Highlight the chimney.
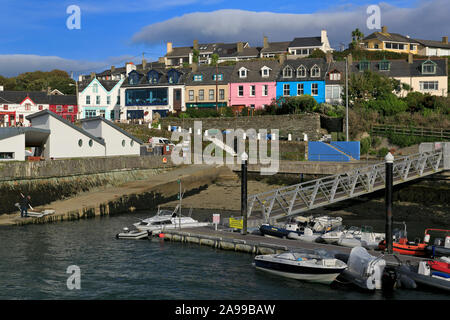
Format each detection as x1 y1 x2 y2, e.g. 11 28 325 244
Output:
408 53 413 64
237 42 244 53
381 26 387 34
193 39 199 51
326 51 333 64
158 57 165 63
278 53 286 65
263 36 269 49
191 62 198 72
443 36 448 44
90 72 96 80
142 58 147 70
321 30 327 43
126 62 136 75
111 65 115 73
167 42 173 54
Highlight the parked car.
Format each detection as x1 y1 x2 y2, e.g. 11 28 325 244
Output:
149 137 175 148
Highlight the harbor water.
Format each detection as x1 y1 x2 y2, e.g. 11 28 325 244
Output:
0 210 448 300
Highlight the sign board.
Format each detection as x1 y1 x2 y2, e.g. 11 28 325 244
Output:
229 217 243 229
213 214 220 224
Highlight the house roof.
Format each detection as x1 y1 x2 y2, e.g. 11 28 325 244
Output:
289 37 322 48
78 79 122 92
80 116 144 145
26 110 106 146
414 39 450 49
363 32 419 44
48 95 77 105
260 41 291 54
121 67 191 87
185 65 234 85
277 58 330 81
0 91 49 104
230 60 282 82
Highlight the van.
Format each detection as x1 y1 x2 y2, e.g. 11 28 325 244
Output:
149 137 175 148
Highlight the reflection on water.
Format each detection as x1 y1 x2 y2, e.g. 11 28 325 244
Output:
0 210 448 300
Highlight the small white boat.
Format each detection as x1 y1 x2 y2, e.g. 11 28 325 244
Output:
133 205 209 232
337 226 385 250
320 226 347 244
287 227 322 243
254 250 347 284
311 216 343 233
116 227 150 240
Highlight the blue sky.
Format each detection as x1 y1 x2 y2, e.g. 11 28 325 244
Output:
0 0 448 77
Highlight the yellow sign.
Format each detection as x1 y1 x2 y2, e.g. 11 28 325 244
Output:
229 217 243 229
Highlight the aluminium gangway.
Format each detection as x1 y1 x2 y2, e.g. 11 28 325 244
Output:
247 150 445 223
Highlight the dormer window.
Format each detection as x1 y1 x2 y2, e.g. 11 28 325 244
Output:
193 74 203 81
379 60 390 71
328 71 341 80
167 69 181 84
239 67 248 78
421 60 436 74
311 65 320 77
297 65 306 78
283 66 293 78
261 66 271 77
147 70 160 84
213 74 223 81
129 71 140 85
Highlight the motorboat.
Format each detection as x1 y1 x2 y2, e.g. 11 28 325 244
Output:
320 226 346 244
337 226 385 250
116 227 150 240
287 227 322 243
378 222 427 256
423 228 450 258
311 216 343 233
133 205 210 233
253 249 347 284
337 246 388 291
395 258 450 292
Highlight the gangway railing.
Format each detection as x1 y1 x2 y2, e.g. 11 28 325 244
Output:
247 151 444 223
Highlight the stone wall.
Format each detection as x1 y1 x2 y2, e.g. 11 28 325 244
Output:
160 113 322 140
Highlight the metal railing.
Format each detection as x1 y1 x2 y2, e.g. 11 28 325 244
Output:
372 124 450 140
247 150 444 222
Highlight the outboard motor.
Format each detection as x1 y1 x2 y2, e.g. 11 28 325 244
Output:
381 266 398 292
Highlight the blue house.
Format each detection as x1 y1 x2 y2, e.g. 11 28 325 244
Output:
276 58 327 104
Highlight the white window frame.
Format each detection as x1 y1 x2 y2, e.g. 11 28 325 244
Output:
250 85 255 97
283 66 293 78
297 66 306 78
188 90 194 101
239 67 247 78
311 65 320 78
297 83 304 96
311 83 319 96
262 85 268 96
238 85 244 97
283 84 290 96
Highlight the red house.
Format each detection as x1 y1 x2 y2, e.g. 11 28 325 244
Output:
48 95 78 122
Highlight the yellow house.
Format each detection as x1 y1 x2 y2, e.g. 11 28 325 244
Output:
363 26 419 55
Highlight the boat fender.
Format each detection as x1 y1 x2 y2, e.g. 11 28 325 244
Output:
432 271 450 279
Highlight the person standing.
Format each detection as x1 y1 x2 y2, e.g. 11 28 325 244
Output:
20 193 32 218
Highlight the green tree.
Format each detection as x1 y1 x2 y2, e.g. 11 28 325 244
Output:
210 53 219 65
351 28 364 47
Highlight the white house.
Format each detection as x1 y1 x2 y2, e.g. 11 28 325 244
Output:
78 77 124 121
81 117 143 156
415 37 450 57
287 30 333 58
0 91 49 127
26 110 106 159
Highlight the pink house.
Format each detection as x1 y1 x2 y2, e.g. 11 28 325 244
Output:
228 60 281 110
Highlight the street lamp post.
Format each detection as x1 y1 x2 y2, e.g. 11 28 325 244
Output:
345 56 349 142
385 152 394 254
241 152 248 235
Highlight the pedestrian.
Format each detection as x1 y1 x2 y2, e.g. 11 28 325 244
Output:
20 193 32 218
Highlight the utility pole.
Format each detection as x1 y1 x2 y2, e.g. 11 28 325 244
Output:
215 63 219 112
385 152 394 254
241 152 248 235
345 56 349 141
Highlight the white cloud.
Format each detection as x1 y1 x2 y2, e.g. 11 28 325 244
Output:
131 0 450 49
0 54 138 78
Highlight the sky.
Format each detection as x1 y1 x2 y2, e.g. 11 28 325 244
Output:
0 0 448 78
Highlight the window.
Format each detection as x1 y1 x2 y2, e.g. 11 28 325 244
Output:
239 68 247 78
385 42 392 49
213 74 223 81
99 110 105 118
359 61 370 71
250 85 255 96
0 152 14 159
311 65 320 77
283 66 292 78
326 85 341 101
262 85 268 96
122 139 125 147
421 60 436 74
374 44 379 49
25 103 31 111
167 70 180 84
189 90 194 101
329 72 341 80
209 89 215 100
38 105 43 110
238 86 244 97
199 89 204 101
193 75 202 81
117 95 120 104
297 66 306 78
420 81 438 91
283 84 290 96
85 109 96 117
110 110 115 119
107 96 111 105
96 96 100 104
89 139 93 147
93 83 98 93
78 139 83 147
129 73 140 85
410 44 416 51
301 49 309 55
311 83 318 96
56 105 62 112
398 44 405 50
261 68 270 77
125 88 168 106
147 70 160 84
379 60 390 71
130 140 134 147
3 105 7 110
219 89 225 100
297 83 304 96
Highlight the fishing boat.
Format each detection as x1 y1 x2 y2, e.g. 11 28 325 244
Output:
133 205 210 232
253 249 347 284
423 228 450 258
378 222 427 256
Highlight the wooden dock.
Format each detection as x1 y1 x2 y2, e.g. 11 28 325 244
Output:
158 226 426 266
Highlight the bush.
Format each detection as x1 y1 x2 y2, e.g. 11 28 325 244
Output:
377 147 390 158
276 95 319 114
360 136 371 154
364 93 407 116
